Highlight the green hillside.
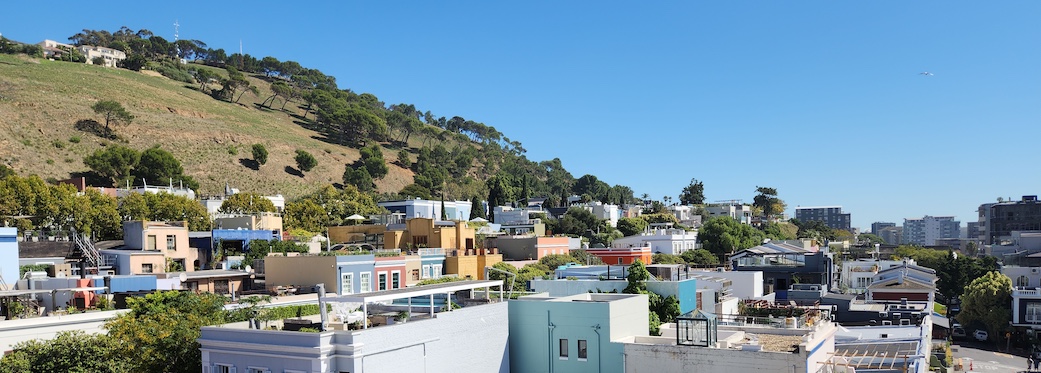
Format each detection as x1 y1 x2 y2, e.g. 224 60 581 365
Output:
0 53 413 199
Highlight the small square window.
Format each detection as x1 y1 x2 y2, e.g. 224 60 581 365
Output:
559 338 568 359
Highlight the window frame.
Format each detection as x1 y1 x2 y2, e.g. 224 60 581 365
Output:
378 272 388 291
360 272 372 293
578 339 588 360
341 272 353 295
559 338 568 359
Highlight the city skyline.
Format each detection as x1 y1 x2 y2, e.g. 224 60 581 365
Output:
3 1 1039 229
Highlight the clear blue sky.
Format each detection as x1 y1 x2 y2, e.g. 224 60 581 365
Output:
4 1 1040 231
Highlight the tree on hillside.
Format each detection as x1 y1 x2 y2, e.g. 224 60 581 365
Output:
486 174 514 223
219 193 277 214
359 144 388 180
295 150 317 173
956 271 1012 341
251 144 268 166
342 166 373 193
753 186 785 219
399 183 432 200
617 217 649 237
132 147 198 190
698 216 765 257
91 100 134 134
762 221 799 241
397 148 411 168
83 145 140 186
679 178 705 205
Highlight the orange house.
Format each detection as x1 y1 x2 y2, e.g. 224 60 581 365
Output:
585 246 652 266
383 218 476 251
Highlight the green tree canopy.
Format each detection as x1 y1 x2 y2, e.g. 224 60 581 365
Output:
251 144 268 165
623 259 650 294
83 145 140 187
0 331 134 373
105 291 228 373
359 144 388 180
91 100 134 133
219 192 277 214
681 249 720 266
342 166 374 193
956 271 1012 341
679 178 705 205
283 199 328 233
295 149 317 173
617 217 649 237
292 184 382 227
698 216 765 257
752 186 785 219
132 146 198 190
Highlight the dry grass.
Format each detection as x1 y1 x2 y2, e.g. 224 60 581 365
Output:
0 54 414 199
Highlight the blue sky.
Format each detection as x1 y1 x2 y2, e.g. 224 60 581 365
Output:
3 1 1040 231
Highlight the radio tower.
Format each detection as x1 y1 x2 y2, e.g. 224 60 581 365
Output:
173 20 181 62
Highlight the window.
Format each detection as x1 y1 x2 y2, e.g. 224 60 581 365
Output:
578 339 588 360
245 368 267 373
392 272 400 289
214 280 230 294
422 265 431 279
360 272 371 293
411 269 420 281
1018 276 1031 288
618 258 623 265
147 235 157 251
185 281 198 291
559 338 568 359
413 235 428 246
433 264 442 278
141 263 153 273
341 273 353 295
213 365 232 373
378 273 387 291
1027 303 1041 323
167 235 176 251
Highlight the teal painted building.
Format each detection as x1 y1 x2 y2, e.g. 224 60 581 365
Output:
508 293 648 373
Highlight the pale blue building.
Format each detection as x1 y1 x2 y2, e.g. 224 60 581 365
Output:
508 293 649 373
0 228 18 288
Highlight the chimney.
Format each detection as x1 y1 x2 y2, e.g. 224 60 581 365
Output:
316 283 328 331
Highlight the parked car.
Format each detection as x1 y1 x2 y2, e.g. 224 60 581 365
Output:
952 323 966 339
973 329 988 342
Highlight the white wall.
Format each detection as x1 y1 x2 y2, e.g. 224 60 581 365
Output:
624 343 807 373
692 270 763 299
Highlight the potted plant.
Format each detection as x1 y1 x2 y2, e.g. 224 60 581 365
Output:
396 310 410 323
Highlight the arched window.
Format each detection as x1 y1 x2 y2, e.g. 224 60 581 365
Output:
1018 275 1030 288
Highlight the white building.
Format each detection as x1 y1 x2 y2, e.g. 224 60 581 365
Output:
841 259 917 295
77 45 126 67
200 280 508 373
379 199 472 221
705 203 753 225
623 316 839 373
201 187 286 215
690 270 764 300
611 227 698 255
589 202 619 228
666 205 702 227
903 216 960 246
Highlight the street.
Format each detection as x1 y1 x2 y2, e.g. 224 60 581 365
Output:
953 340 1029 373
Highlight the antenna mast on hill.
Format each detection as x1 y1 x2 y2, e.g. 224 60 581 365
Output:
173 20 181 60
239 39 244 69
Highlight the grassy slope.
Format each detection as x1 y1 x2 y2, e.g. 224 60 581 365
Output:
0 54 413 199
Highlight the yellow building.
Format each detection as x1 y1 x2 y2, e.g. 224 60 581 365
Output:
384 218 477 251
329 224 387 244
444 248 503 280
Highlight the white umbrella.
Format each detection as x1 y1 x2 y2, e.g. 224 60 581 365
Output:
469 217 488 223
345 214 366 220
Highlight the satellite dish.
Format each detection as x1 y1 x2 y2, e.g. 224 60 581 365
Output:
245 265 253 273
178 272 188 282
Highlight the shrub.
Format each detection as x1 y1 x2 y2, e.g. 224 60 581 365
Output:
68 136 81 143
91 56 106 66
52 140 65 149
251 144 268 165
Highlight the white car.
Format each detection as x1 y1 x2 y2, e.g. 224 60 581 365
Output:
973 330 988 342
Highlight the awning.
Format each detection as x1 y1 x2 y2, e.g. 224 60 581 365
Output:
932 315 950 329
